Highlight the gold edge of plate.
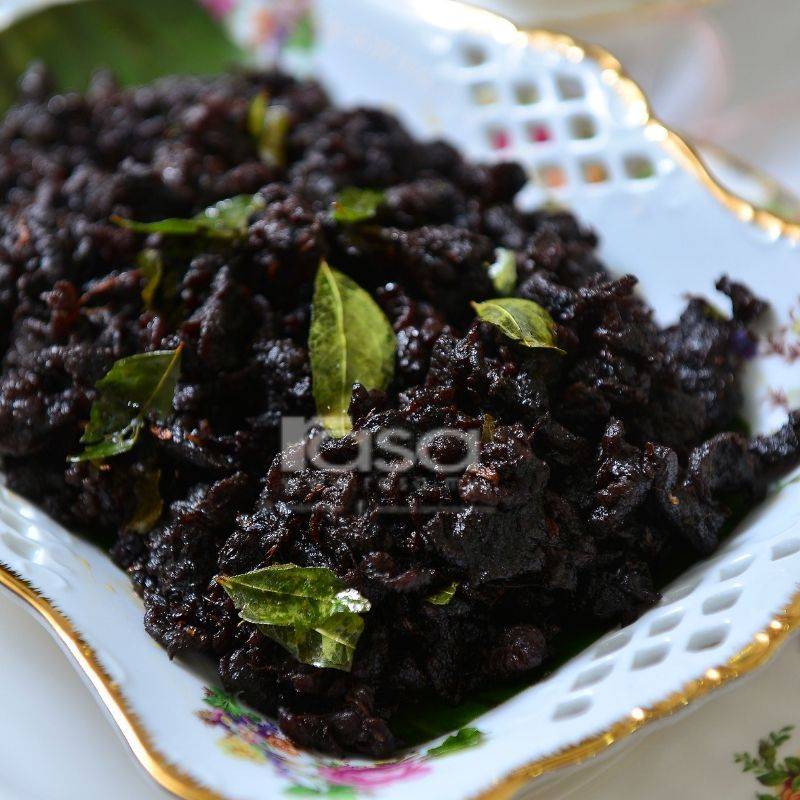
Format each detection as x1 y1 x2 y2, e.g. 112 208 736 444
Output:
534 0 724 33
0 562 224 800
526 28 800 240
471 588 800 800
471 20 800 800
1 11 800 800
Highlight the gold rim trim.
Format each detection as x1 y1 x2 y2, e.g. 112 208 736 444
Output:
1 11 800 800
524 28 800 241
473 589 800 800
524 0 723 31
0 563 224 800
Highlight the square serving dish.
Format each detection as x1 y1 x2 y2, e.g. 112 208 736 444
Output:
1 1 800 798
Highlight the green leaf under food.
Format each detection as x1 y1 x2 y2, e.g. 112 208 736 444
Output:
0 0 244 114
309 261 396 437
248 91 290 167
331 187 386 224
217 564 371 672
69 346 183 462
426 727 484 758
391 626 604 746
471 297 564 352
125 467 163 534
427 582 457 605
114 194 265 239
488 247 517 295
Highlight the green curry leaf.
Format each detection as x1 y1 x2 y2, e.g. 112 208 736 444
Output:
257 614 366 673
217 564 371 672
113 194 265 239
309 261 396 438
331 187 386 224
471 298 564 352
487 248 517 295
138 248 163 310
427 582 458 606
248 91 291 167
69 346 183 462
125 467 163 534
480 413 496 444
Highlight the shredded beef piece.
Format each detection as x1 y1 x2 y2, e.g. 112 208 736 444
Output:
1 64 799 757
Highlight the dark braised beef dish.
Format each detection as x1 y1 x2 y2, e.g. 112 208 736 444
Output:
1 65 799 758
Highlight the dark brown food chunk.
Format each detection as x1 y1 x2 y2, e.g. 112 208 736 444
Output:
1 64 798 757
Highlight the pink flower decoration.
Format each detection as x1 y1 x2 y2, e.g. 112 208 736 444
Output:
200 0 236 20
320 760 430 789
197 708 226 724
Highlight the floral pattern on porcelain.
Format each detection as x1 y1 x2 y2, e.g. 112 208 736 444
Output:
197 688 483 796
201 0 314 69
735 726 800 799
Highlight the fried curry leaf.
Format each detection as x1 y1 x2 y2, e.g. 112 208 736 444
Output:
69 347 183 462
426 727 484 758
471 298 564 352
427 582 458 605
217 564 371 672
331 187 386 224
488 247 517 295
248 91 291 167
113 194 266 239
125 467 163 534
138 248 163 310
309 261 396 437
480 412 496 444
257 613 366 672
137 248 184 322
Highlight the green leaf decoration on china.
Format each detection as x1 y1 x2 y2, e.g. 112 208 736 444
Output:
735 725 800 798
203 687 260 723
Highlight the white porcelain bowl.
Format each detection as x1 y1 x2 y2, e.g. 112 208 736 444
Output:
2 2 800 799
